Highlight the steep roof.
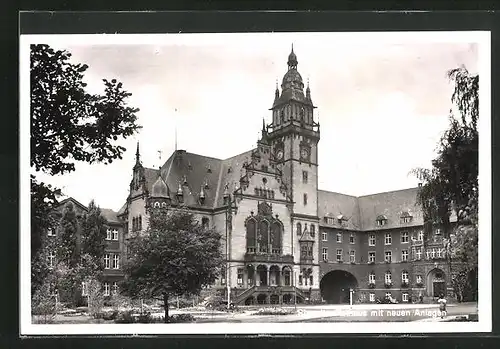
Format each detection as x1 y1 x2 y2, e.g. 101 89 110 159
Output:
357 187 423 230
318 190 361 230
100 208 120 224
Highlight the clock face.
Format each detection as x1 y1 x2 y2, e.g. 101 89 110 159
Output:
276 149 284 160
300 148 309 160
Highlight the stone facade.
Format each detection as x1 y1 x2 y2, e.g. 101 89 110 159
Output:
49 47 458 305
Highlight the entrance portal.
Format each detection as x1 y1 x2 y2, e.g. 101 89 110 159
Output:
427 268 446 298
320 270 358 304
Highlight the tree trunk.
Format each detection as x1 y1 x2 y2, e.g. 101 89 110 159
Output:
163 293 169 323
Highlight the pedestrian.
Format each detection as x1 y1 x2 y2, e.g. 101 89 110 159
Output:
419 293 423 304
438 294 447 319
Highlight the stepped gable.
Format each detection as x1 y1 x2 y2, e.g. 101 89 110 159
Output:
318 190 361 230
215 149 254 208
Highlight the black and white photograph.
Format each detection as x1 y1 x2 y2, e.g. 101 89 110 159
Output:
20 31 491 335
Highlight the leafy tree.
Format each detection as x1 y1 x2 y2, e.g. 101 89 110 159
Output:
30 44 141 261
80 201 108 275
57 202 80 269
121 210 224 322
411 66 478 301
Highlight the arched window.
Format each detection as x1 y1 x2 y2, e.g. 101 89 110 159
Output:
161 202 167 208
259 220 269 253
154 202 160 208
246 218 257 253
310 224 315 238
270 221 282 254
296 222 302 236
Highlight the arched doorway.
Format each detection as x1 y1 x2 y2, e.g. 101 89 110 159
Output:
270 294 279 304
282 294 292 304
257 294 267 304
427 268 446 298
320 270 358 304
269 265 280 286
257 265 268 286
245 296 255 305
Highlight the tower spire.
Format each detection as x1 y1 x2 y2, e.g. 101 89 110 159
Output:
135 141 141 166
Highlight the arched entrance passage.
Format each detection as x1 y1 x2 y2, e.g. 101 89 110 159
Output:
257 265 268 286
427 268 446 298
320 270 358 304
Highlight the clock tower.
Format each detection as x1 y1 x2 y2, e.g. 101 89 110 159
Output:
266 45 320 295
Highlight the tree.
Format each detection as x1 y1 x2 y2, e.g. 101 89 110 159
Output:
30 44 141 260
411 66 478 301
57 202 80 269
80 201 108 275
121 210 224 322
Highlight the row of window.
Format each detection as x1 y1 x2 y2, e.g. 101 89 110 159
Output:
322 231 430 245
153 201 168 208
321 247 446 263
81 281 119 297
368 292 411 302
369 270 414 285
132 215 143 232
296 222 316 237
47 252 122 270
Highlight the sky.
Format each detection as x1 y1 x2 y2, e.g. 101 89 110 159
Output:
29 33 479 211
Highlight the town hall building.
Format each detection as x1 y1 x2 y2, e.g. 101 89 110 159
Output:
53 47 457 305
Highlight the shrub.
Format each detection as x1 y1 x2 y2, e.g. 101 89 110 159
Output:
114 310 136 324
169 314 196 323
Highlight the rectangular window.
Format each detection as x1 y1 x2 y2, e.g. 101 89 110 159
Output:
418 231 424 241
112 282 119 295
336 233 342 243
299 275 303 286
112 229 119 241
416 275 423 284
349 234 355 244
402 272 409 283
302 170 308 184
385 274 392 284
237 268 243 285
385 233 392 245
435 228 442 235
322 248 328 261
369 234 376 246
385 251 392 263
368 251 376 263
401 231 409 243
322 232 327 242
112 254 120 269
336 249 343 262
385 292 392 299
369 293 375 302
104 254 110 269
103 282 110 296
47 228 56 237
48 251 56 268
430 248 436 259
437 248 442 258
369 273 376 284
349 250 355 263
415 247 422 260
402 293 409 302
106 229 112 240
303 193 308 206
402 250 408 261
